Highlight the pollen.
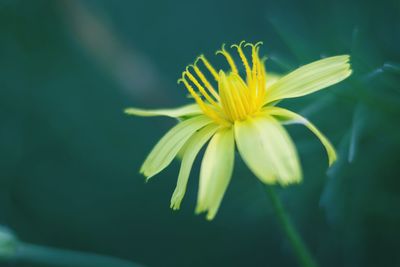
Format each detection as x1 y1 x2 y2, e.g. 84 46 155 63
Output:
178 41 267 125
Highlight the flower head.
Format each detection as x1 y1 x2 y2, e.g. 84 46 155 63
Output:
126 41 352 220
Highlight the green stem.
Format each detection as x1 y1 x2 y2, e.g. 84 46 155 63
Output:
264 185 318 267
13 242 143 267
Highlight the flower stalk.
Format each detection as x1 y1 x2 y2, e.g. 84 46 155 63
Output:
264 185 318 267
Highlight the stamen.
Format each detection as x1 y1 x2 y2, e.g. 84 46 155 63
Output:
216 44 238 74
255 47 263 79
256 60 267 107
226 74 247 119
196 55 219 81
231 41 252 83
254 46 266 106
254 41 263 47
218 71 238 120
177 76 205 107
217 88 233 121
184 67 220 108
242 43 258 103
191 63 220 101
178 76 228 126
248 43 259 82
179 42 267 124
229 73 251 114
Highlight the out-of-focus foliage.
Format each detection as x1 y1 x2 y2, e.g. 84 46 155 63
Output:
0 0 399 266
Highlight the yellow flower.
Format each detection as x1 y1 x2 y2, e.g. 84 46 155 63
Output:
126 41 352 220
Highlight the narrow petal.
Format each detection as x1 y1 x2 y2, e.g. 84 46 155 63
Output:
265 55 352 104
263 106 337 166
170 124 220 210
125 104 201 118
234 115 301 185
196 128 235 220
141 115 213 179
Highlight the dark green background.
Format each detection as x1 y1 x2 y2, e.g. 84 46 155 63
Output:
1 0 399 266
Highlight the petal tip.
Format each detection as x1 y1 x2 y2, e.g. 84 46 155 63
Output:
170 193 183 210
206 213 215 221
195 204 206 215
170 202 181 210
124 108 134 115
328 154 338 167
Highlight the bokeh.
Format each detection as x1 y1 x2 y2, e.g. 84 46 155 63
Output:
1 0 399 266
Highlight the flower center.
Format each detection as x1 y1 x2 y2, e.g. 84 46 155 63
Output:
179 41 267 126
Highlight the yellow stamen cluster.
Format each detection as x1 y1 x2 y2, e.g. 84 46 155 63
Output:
178 41 267 125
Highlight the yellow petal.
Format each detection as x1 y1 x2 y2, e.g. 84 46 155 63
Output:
266 73 281 88
265 55 352 104
170 124 220 210
263 106 337 166
141 115 213 179
264 73 282 106
196 128 235 220
124 104 201 118
234 115 301 185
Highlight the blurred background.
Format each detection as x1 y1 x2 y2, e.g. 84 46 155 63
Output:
0 0 399 266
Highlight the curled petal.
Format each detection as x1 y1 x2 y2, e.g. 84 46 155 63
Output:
263 106 337 166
